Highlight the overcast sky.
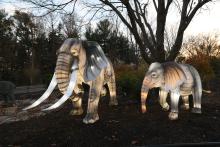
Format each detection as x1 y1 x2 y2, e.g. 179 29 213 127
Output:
1 0 220 37
183 1 220 36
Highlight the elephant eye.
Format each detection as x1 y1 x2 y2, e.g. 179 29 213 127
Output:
71 47 78 51
151 73 157 78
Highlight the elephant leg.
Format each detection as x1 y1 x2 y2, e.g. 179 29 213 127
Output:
83 80 102 124
69 95 83 116
169 91 180 120
107 76 118 106
181 95 189 110
192 89 202 114
159 90 169 111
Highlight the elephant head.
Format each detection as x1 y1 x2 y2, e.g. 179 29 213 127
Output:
23 38 109 111
141 62 186 113
55 39 108 94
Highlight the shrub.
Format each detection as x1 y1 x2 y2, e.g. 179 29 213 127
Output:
210 57 220 90
210 57 220 79
185 52 215 89
115 63 147 100
42 73 54 86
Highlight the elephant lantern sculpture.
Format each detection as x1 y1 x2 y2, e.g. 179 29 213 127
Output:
141 62 202 120
24 38 118 124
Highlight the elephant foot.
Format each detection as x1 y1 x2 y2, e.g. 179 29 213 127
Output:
83 113 99 124
162 103 169 111
69 108 84 116
191 108 201 114
101 87 107 97
141 105 147 113
109 99 118 106
180 104 190 110
168 112 178 120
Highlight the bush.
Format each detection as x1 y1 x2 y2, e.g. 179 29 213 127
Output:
115 63 147 100
210 57 220 79
210 57 220 90
42 73 54 86
185 52 215 89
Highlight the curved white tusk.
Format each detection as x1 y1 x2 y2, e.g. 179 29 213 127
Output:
23 73 57 110
71 59 78 70
43 66 77 111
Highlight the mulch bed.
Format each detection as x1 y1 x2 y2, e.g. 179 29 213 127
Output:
0 92 220 146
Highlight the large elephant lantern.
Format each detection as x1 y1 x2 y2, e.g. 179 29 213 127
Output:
24 38 118 124
141 62 202 120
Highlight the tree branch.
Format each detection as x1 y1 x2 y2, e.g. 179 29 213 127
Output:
136 1 157 46
165 0 173 12
100 0 132 30
124 0 156 60
153 0 158 12
167 0 212 61
100 0 153 63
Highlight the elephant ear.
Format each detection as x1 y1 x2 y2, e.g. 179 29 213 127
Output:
82 41 109 82
162 62 186 91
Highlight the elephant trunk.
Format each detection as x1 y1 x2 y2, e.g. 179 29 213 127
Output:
55 53 74 94
141 77 152 113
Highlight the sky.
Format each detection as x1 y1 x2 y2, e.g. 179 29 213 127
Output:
0 0 220 38
181 1 220 36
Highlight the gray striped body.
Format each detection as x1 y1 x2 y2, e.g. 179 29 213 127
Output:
23 38 117 124
54 38 118 124
141 62 202 120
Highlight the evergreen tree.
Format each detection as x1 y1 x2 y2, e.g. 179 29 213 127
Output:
85 19 137 64
0 9 16 80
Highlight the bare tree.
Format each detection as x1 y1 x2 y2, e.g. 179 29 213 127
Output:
181 33 220 58
23 0 213 63
61 13 79 38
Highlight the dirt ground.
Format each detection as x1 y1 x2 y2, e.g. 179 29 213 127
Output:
0 91 220 147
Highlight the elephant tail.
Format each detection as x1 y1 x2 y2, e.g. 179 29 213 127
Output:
202 89 211 93
106 60 117 106
188 65 202 113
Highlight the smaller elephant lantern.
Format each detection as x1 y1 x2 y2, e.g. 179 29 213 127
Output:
141 62 202 120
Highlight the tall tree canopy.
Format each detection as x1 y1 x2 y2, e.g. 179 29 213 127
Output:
23 0 212 63
61 13 79 38
0 10 15 80
0 10 14 68
85 19 137 64
1 8 137 84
